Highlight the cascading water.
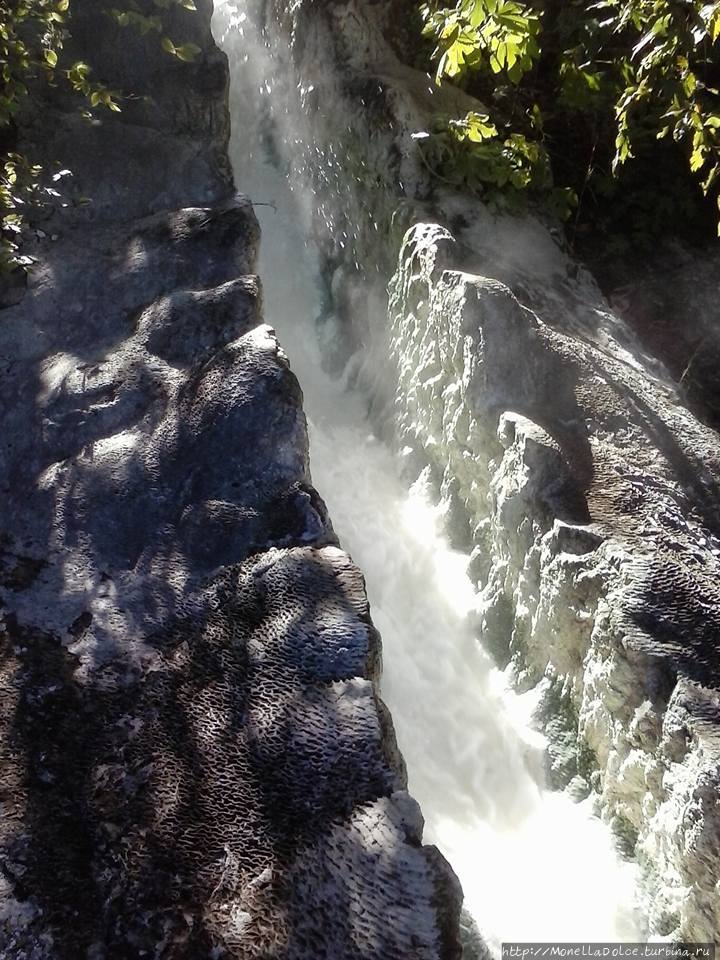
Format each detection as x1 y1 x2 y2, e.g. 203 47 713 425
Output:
212 4 647 953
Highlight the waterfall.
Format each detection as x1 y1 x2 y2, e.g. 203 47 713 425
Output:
212 3 647 953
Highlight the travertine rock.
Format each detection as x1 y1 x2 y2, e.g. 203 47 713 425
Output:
385 224 720 941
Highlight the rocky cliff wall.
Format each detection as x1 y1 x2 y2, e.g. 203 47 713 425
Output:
0 2 462 956
248 0 720 940
387 227 720 941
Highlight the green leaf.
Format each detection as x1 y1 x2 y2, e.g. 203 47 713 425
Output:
702 164 720 194
173 42 202 62
712 8 720 41
44 49 58 68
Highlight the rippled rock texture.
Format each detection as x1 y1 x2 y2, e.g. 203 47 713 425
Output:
387 226 720 941
0 1 461 956
248 0 720 941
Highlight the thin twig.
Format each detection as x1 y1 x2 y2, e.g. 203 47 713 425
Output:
250 200 278 213
680 336 707 386
570 133 598 253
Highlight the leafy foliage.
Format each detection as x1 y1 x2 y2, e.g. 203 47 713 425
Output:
418 0 720 246
417 0 574 216
421 0 541 83
605 2 720 214
109 1 201 61
0 0 201 274
413 109 574 216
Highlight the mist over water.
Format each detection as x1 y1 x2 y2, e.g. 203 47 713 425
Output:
212 4 646 952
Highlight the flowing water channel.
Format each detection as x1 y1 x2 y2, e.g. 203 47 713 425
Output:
212 4 646 952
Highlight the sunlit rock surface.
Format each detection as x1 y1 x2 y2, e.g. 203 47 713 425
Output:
245 0 720 941
0 1 462 956
386 226 720 940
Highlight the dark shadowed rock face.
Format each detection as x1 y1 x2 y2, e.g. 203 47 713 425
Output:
0 1 462 957
21 0 233 225
599 246 720 431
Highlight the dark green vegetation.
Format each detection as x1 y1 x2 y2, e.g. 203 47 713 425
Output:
418 0 720 259
0 0 199 272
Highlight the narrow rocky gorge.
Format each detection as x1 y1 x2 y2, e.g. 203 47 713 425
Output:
3 0 720 951
0 2 462 956
236 0 720 941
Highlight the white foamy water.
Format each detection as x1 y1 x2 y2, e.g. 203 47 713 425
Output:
213 5 646 953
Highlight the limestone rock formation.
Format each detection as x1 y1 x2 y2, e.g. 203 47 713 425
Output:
246 0 720 941
0 1 461 956
387 226 720 940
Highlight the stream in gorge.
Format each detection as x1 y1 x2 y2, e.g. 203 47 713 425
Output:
212 4 648 952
